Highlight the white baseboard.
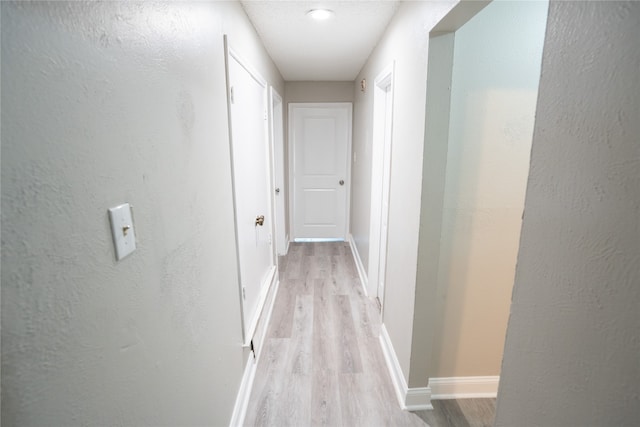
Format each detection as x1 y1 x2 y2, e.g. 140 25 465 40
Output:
405 387 432 411
229 353 257 427
429 376 499 400
379 324 406 408
252 277 280 361
379 324 433 411
230 274 281 426
348 234 368 297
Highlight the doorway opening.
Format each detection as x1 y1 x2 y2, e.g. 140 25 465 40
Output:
420 0 549 399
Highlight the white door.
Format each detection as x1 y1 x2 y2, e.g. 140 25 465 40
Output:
290 103 352 241
226 46 275 342
270 89 287 255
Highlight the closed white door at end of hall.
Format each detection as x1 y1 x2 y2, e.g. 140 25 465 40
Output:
290 103 351 240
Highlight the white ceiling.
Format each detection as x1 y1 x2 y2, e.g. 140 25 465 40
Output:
240 1 400 81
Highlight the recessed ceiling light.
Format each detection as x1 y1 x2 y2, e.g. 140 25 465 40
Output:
306 9 335 21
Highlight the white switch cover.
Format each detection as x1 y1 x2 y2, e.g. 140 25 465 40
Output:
108 203 136 261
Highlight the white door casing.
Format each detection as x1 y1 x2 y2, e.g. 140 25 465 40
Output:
289 103 352 241
225 41 276 344
270 88 287 255
368 63 394 309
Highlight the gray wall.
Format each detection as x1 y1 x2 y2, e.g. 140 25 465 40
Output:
495 1 640 425
1 2 283 425
412 31 455 388
284 81 354 104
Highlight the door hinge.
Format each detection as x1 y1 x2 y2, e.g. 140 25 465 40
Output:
230 86 235 104
264 110 268 121
242 286 246 300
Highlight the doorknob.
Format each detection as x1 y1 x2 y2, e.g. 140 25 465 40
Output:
255 215 265 226
275 188 280 194
339 180 345 186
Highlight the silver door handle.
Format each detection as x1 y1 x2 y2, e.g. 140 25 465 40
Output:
339 180 344 186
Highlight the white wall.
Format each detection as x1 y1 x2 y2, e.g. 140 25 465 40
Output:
0 2 283 425
428 0 548 378
351 0 459 382
496 1 640 425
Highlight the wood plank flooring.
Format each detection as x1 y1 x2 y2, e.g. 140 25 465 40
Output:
244 242 495 427
414 399 496 427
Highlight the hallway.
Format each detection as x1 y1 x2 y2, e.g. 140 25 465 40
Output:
244 242 496 426
3 2 637 426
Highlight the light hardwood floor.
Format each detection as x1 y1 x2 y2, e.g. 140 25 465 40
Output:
415 399 496 427
244 242 495 427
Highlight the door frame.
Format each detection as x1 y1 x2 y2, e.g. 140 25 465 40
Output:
367 63 395 310
288 102 353 242
224 38 277 345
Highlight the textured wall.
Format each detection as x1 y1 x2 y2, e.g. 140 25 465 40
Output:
1 2 283 425
495 1 640 425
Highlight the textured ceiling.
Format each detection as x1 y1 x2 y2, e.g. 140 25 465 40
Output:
240 1 400 81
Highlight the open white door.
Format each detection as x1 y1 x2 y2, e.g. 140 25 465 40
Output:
289 103 352 241
225 41 276 344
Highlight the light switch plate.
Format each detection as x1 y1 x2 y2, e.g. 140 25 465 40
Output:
108 203 136 261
